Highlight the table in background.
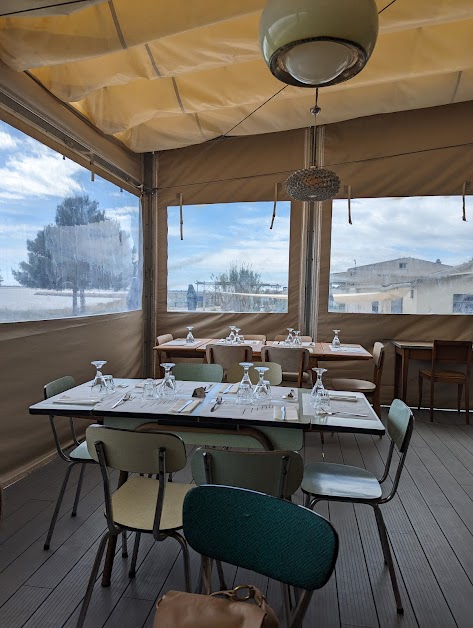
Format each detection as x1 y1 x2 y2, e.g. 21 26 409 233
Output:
390 340 434 402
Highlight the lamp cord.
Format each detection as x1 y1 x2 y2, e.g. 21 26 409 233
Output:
378 0 398 15
310 88 320 167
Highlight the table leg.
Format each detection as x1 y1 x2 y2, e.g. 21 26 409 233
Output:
401 349 410 403
394 350 401 399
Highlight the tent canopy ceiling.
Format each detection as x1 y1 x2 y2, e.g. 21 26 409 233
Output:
0 0 472 153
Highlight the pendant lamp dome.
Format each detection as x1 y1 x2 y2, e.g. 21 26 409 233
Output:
259 0 379 88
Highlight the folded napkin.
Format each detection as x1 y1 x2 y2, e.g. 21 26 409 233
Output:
219 383 239 394
328 391 358 402
273 406 299 421
168 399 202 414
54 396 98 406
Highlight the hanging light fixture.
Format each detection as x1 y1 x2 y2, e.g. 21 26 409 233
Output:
285 89 340 202
259 0 379 88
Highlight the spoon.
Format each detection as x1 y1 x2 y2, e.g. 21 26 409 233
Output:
210 397 223 412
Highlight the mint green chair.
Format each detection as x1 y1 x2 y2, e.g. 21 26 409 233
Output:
173 362 223 382
43 376 95 550
183 485 338 628
301 399 414 614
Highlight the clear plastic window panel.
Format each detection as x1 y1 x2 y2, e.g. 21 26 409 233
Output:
329 197 473 315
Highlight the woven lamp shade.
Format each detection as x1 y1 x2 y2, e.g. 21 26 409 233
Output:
285 166 340 202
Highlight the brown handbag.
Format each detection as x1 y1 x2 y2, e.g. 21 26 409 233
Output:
153 584 280 627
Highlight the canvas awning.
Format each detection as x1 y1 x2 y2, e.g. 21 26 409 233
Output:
0 0 471 152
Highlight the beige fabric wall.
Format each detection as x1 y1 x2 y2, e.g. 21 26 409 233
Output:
0 312 143 483
154 102 473 409
154 129 308 358
318 101 473 407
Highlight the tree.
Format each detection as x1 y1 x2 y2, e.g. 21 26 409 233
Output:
13 194 133 316
211 263 263 312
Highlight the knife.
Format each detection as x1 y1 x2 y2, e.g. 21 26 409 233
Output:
176 399 194 413
223 384 234 394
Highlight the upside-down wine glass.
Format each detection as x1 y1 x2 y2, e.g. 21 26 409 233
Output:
157 363 176 400
310 367 331 414
253 366 270 401
228 326 236 344
285 328 294 346
90 360 107 399
235 328 242 344
293 330 302 346
237 362 254 405
332 329 341 349
186 326 195 344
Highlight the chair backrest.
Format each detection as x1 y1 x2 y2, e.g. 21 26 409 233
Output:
86 425 187 474
226 361 283 385
44 375 76 399
244 334 267 341
173 363 223 383
183 485 338 591
156 333 173 346
191 448 303 498
206 344 253 371
387 399 414 453
261 346 310 375
431 340 472 375
275 334 313 342
372 342 385 387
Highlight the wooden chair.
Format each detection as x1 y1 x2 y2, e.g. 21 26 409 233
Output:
332 342 385 417
77 426 193 627
206 344 253 378
226 361 283 385
302 399 414 614
182 485 338 628
261 345 310 388
275 334 313 342
155 334 173 376
418 340 472 423
243 334 267 341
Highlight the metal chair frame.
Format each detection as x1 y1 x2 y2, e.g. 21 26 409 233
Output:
77 427 191 628
302 400 414 614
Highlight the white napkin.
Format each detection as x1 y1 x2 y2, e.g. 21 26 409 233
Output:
273 406 299 421
168 399 202 414
219 383 239 394
328 391 358 402
54 396 97 406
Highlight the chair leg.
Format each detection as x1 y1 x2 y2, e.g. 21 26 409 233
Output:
429 378 435 422
281 581 292 627
466 380 470 425
76 531 110 628
373 506 403 614
170 531 192 592
304 493 312 508
101 534 118 587
458 383 463 414
418 374 423 411
44 462 76 550
215 559 228 591
72 463 86 517
121 531 128 557
129 532 141 578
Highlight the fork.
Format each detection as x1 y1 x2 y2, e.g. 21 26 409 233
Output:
111 392 132 409
210 397 223 412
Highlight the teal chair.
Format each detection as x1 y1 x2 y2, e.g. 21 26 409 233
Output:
172 362 223 383
43 376 95 550
183 485 338 628
301 398 414 614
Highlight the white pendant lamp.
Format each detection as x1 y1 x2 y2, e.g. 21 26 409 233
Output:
259 0 379 88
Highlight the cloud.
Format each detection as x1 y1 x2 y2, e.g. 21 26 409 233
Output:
0 223 40 237
105 205 139 219
0 130 18 150
0 141 83 200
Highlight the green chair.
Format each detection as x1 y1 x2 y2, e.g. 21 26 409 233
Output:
183 485 338 628
77 425 193 628
191 447 303 599
173 362 223 383
226 361 283 385
301 398 414 614
43 376 95 550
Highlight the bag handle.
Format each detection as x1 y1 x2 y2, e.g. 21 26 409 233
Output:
211 585 266 607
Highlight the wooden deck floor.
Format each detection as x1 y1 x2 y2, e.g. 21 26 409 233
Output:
2 408 473 627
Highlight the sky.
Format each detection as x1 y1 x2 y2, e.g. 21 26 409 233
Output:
167 201 291 291
331 196 473 274
0 120 140 285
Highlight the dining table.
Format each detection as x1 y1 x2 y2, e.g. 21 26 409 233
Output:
390 340 434 402
155 338 373 371
29 378 385 453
